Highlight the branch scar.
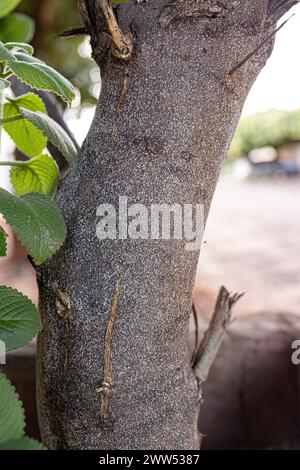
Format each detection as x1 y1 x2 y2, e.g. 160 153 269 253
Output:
98 277 121 425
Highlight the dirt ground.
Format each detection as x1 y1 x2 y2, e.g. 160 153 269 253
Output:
194 176 300 317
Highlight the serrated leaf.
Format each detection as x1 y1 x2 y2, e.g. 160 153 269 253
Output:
4 42 34 55
3 93 47 157
0 286 41 351
19 108 78 170
0 40 14 64
13 51 44 65
10 154 59 197
0 436 46 450
0 13 34 43
0 373 25 445
0 44 73 103
0 188 67 265
0 226 7 257
9 59 75 104
0 0 21 19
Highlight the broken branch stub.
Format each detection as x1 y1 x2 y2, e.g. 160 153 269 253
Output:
193 287 244 385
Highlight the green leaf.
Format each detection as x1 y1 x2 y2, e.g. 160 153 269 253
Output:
0 78 10 90
0 0 21 19
0 43 74 103
0 226 7 257
9 58 76 104
10 61 75 104
10 154 59 197
19 108 78 170
0 286 41 351
13 51 43 65
0 373 25 445
0 188 67 265
0 41 14 65
3 93 47 157
4 42 34 55
0 13 35 43
0 436 46 450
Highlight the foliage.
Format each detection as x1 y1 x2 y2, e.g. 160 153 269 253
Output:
10 153 59 196
4 93 47 157
229 109 300 157
0 373 46 449
0 0 22 19
19 108 78 169
0 0 77 450
0 12 35 43
0 226 7 256
0 285 42 351
0 1 34 43
0 189 67 264
19 0 96 104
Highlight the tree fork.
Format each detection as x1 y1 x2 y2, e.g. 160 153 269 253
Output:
37 0 296 450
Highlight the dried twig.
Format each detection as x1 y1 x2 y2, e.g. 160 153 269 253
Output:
192 286 244 386
228 13 295 78
98 278 121 424
55 27 88 39
268 0 298 22
191 303 199 367
99 0 133 60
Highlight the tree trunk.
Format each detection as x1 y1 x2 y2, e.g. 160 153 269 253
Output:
36 0 295 450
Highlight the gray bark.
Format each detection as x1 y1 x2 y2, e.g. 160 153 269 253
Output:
37 0 295 450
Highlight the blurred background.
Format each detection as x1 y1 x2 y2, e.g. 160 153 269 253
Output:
1 0 300 450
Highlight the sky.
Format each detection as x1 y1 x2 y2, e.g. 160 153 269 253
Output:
242 3 300 116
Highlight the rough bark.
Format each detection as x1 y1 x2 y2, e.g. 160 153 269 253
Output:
37 0 295 450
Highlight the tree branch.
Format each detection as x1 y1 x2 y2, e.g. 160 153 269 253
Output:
228 13 295 78
55 27 88 39
99 0 133 60
98 278 121 425
268 0 299 22
192 287 243 386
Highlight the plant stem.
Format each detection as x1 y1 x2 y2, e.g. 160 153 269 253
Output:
0 115 23 125
0 161 27 167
